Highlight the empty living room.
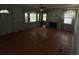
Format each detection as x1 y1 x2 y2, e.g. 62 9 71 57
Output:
0 4 79 55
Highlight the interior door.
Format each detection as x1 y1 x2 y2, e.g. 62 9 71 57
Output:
0 9 12 34
62 10 76 32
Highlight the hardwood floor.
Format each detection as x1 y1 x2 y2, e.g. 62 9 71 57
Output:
0 27 73 55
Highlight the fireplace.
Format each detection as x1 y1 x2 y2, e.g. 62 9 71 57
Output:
48 22 57 29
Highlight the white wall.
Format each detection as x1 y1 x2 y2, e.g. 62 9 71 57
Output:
72 8 79 54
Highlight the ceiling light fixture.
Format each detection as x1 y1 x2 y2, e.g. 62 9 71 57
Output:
40 4 46 12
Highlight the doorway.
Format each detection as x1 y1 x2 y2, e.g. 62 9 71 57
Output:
0 9 12 35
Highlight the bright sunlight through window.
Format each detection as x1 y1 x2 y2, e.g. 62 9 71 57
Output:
30 12 36 22
64 10 76 24
43 13 47 21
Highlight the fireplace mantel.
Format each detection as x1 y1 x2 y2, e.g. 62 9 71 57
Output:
47 20 61 23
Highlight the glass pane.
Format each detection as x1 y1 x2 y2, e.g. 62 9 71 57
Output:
64 18 72 24
43 13 47 21
0 9 9 14
37 14 39 21
30 13 36 22
25 13 28 23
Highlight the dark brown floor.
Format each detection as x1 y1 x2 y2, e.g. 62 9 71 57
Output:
0 27 73 55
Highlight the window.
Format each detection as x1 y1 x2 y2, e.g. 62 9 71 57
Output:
64 10 76 24
64 18 72 24
30 12 36 22
43 13 47 21
24 13 28 23
37 13 39 21
0 9 9 14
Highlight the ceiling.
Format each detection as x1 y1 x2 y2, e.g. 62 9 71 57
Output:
25 4 78 9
